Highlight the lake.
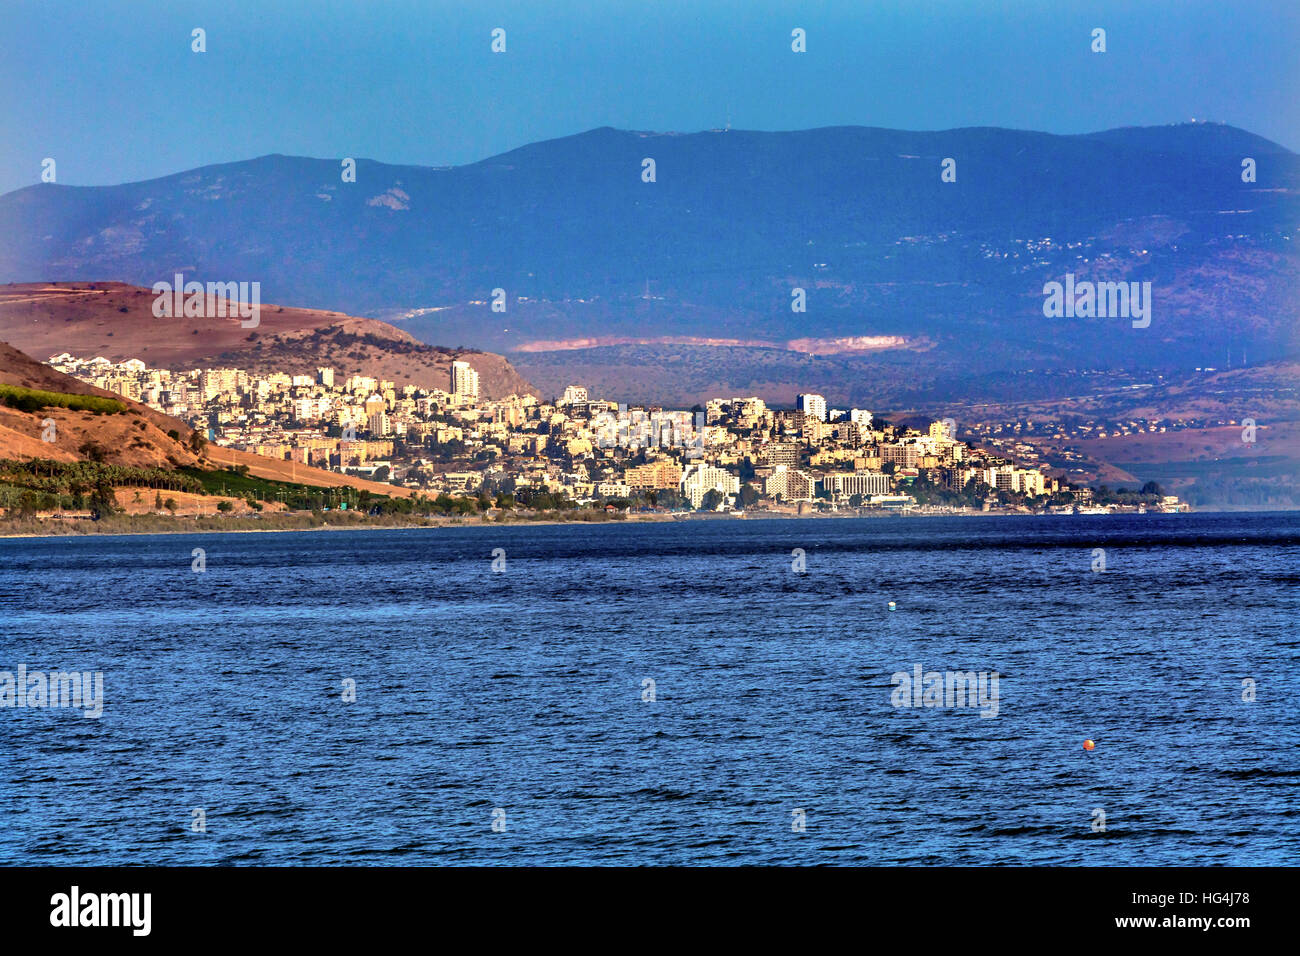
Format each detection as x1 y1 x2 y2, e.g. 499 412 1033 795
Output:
2 513 1296 865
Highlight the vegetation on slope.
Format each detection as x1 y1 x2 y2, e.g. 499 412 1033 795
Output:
0 384 126 414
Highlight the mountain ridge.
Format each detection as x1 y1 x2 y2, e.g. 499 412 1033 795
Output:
2 121 1296 405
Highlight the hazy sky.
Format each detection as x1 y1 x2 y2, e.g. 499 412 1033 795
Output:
2 0 1297 194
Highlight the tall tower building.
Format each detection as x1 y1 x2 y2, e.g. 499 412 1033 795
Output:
451 361 480 403
797 393 827 422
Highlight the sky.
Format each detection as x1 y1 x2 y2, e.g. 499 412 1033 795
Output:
2 0 1297 195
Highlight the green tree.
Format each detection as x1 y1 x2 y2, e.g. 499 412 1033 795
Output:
89 482 117 518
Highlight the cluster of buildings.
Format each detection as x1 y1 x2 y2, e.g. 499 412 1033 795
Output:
53 353 1095 512
970 414 1243 441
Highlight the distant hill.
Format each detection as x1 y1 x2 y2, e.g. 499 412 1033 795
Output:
0 283 534 400
1 123 1296 402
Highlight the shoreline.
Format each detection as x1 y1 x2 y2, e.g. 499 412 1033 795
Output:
0 511 669 540
4 505 1292 541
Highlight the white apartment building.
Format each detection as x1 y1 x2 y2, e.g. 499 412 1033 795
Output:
980 465 1047 496
764 464 817 501
824 471 893 498
798 393 828 422
681 463 740 509
451 361 480 403
294 396 332 421
561 384 589 405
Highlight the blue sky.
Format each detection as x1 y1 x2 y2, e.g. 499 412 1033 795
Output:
2 0 1297 195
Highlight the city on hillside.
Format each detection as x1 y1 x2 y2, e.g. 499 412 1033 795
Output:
50 353 1188 515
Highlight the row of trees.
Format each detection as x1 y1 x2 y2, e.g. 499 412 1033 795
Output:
1092 482 1165 504
0 459 204 495
1 485 189 520
0 384 126 415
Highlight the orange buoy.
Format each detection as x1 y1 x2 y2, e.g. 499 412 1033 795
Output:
1083 739 1096 751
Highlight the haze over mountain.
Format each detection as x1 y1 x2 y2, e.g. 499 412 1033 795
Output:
1 123 1296 406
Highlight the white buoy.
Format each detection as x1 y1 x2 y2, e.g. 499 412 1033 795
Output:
888 601 897 612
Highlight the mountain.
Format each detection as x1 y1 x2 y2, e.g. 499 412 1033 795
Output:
1 123 1297 405
0 283 534 400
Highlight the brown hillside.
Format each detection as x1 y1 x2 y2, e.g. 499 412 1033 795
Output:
0 281 535 400
0 340 411 498
0 340 207 469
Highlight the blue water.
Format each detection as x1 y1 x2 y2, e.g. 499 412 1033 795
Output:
1 513 1297 865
